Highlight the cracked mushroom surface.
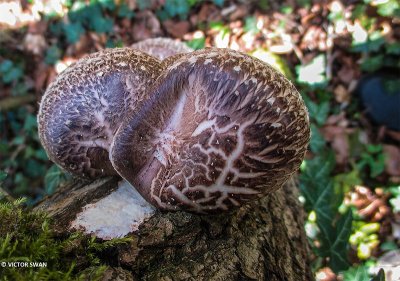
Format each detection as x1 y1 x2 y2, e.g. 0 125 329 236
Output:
110 48 310 214
38 48 162 178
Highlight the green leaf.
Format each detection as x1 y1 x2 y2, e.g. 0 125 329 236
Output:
186 37 205 50
343 264 369 281
376 0 400 17
366 144 382 154
98 0 116 11
213 0 224 7
23 114 38 132
334 169 361 208
45 46 62 65
63 22 85 43
310 124 326 153
244 16 259 34
25 159 46 178
44 165 67 195
162 0 191 20
137 0 151 10
386 42 400 55
34 148 49 161
117 3 135 18
302 95 330 126
361 55 384 73
367 31 386 52
357 145 385 178
380 241 398 251
2 67 23 84
300 151 353 273
0 60 13 73
328 211 352 272
0 171 6 182
300 151 335 212
90 16 113 33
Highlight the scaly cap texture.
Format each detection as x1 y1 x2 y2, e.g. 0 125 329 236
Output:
111 48 310 213
38 48 162 178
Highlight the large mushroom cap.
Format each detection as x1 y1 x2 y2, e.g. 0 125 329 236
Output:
38 48 162 178
131 38 193 61
111 48 310 213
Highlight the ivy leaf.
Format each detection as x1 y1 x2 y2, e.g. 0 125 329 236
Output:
90 16 114 33
98 0 116 11
45 46 62 65
137 0 151 10
244 16 259 34
386 42 400 55
0 60 13 73
25 159 46 178
0 171 7 182
0 60 23 84
310 124 326 153
186 38 205 50
117 3 135 19
2 67 23 84
213 0 224 7
376 0 400 17
343 265 369 281
44 165 68 195
361 55 384 72
300 151 335 212
161 0 191 20
300 151 352 273
328 210 352 272
63 22 85 43
302 95 330 126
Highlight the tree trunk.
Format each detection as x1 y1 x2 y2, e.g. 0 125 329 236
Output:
35 176 313 281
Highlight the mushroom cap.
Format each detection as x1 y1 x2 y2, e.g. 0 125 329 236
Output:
110 48 310 213
38 48 162 178
131 38 193 61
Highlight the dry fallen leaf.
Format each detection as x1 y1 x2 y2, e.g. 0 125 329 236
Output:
386 129 400 142
338 64 355 85
315 267 337 281
197 3 221 23
383 145 400 176
348 186 391 221
132 11 162 42
163 20 190 38
334 84 350 104
34 62 50 92
23 33 47 56
321 114 352 165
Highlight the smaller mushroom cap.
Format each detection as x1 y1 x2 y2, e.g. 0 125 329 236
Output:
131 38 193 61
38 48 162 178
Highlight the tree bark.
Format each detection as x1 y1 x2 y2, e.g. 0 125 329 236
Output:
35 176 313 281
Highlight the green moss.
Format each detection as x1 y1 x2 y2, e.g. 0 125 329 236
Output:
0 198 131 281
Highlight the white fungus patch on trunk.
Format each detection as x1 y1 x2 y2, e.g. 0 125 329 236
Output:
70 180 156 240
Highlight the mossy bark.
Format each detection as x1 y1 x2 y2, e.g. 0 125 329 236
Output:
35 177 313 281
